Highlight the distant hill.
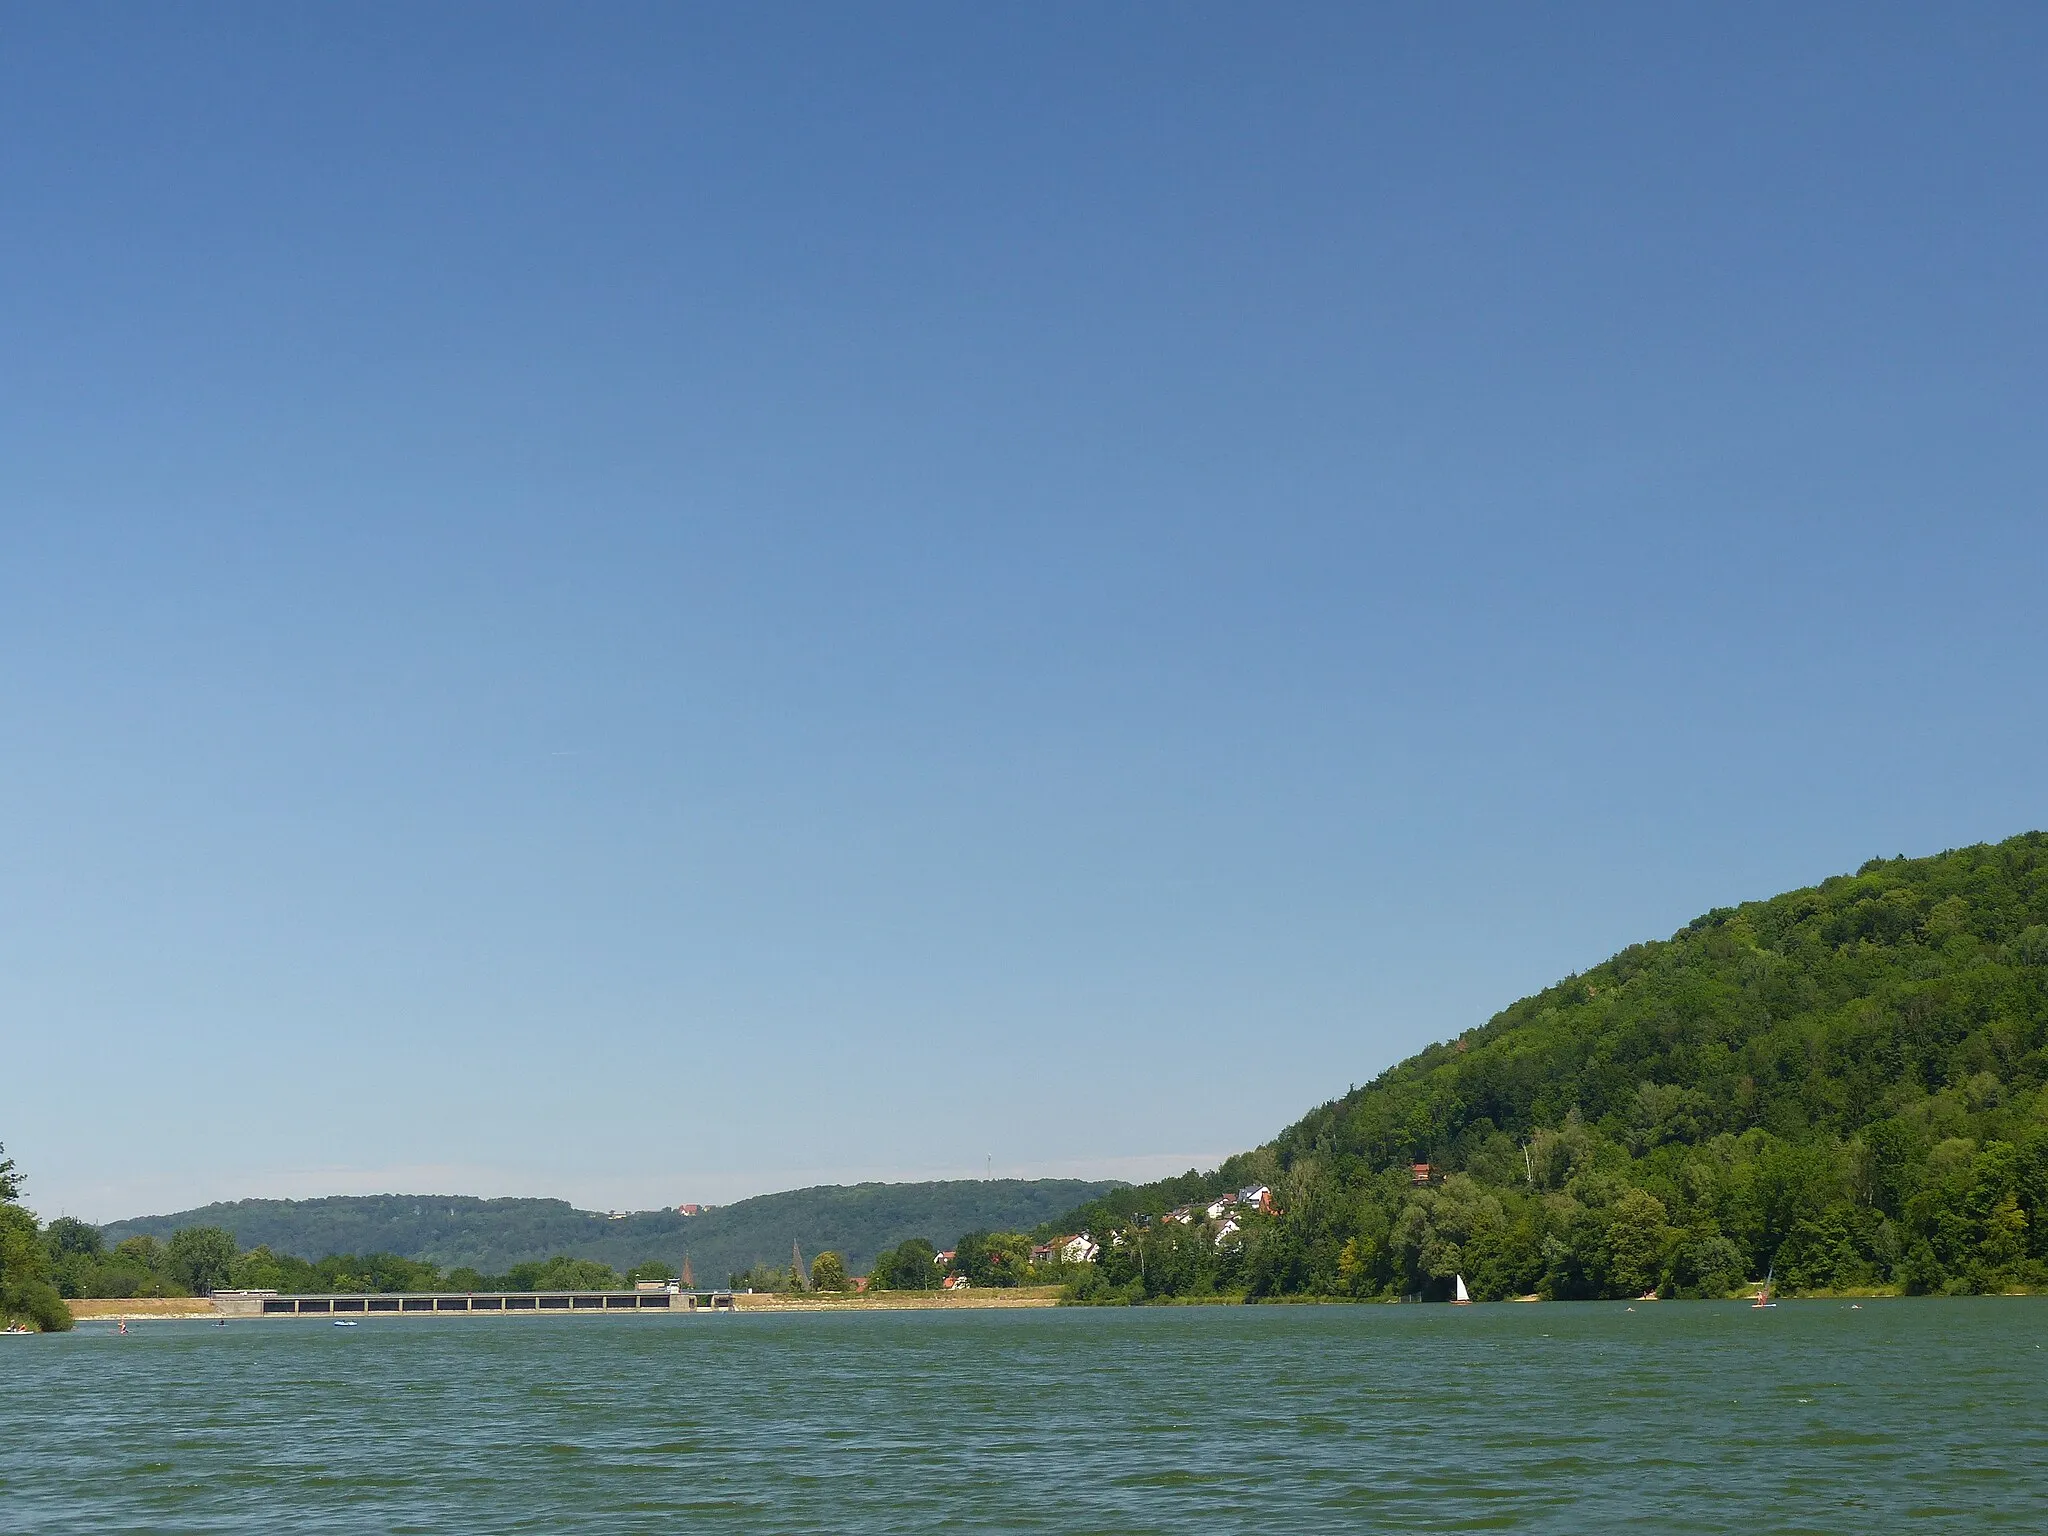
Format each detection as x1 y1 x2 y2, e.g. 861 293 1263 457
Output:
101 1178 1119 1281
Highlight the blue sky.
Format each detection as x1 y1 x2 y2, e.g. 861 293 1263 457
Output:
4 5 2044 1221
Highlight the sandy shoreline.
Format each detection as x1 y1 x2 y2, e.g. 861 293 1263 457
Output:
68 1298 221 1320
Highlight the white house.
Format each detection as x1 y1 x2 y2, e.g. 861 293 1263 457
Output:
1059 1233 1100 1264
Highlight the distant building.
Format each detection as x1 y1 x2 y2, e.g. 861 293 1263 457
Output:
1058 1234 1100 1264
1411 1163 1432 1185
676 1203 703 1217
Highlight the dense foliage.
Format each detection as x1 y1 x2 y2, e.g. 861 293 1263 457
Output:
808 1251 849 1290
1059 834 2048 1302
867 1237 942 1290
1 1144 73 1331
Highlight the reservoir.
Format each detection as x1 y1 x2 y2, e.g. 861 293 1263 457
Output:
6 1300 2044 1531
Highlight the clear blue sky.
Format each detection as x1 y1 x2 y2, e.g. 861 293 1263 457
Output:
4 5 2044 1222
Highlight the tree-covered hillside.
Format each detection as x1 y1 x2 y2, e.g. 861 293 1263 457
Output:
101 1179 1117 1283
1060 833 2048 1301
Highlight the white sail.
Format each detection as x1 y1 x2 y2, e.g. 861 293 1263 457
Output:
1453 1274 1470 1303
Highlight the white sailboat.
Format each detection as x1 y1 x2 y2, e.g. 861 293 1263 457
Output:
1452 1274 1471 1305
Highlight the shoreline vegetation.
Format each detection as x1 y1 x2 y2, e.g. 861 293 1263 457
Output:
97 1181 1117 1284
64 1284 2048 1324
10 833 2048 1330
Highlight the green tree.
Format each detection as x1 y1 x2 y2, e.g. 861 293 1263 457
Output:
0 1148 72 1331
1601 1187 1674 1298
45 1217 103 1258
808 1251 849 1290
868 1238 939 1290
1667 1226 1747 1298
232 1245 319 1294
165 1226 240 1295
955 1230 1031 1287
503 1255 617 1291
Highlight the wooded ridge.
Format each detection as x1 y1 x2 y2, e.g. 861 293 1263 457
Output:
1054 832 2048 1301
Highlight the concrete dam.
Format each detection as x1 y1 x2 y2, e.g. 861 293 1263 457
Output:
213 1288 737 1317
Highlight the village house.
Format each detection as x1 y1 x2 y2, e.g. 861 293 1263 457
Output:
1058 1233 1100 1264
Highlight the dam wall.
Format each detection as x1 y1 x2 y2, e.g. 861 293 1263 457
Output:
212 1289 736 1317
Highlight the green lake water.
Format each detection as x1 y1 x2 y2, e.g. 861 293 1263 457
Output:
5 1300 2044 1532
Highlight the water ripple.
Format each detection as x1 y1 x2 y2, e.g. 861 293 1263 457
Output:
4 1299 2045 1531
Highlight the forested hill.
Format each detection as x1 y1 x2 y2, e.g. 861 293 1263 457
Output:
1059 832 2048 1301
102 1179 1116 1281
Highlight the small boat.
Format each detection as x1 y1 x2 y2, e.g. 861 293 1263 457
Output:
1752 1268 1777 1309
1452 1275 1472 1305
332 1319 359 1328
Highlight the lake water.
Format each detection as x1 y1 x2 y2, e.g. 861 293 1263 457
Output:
5 1300 2044 1532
